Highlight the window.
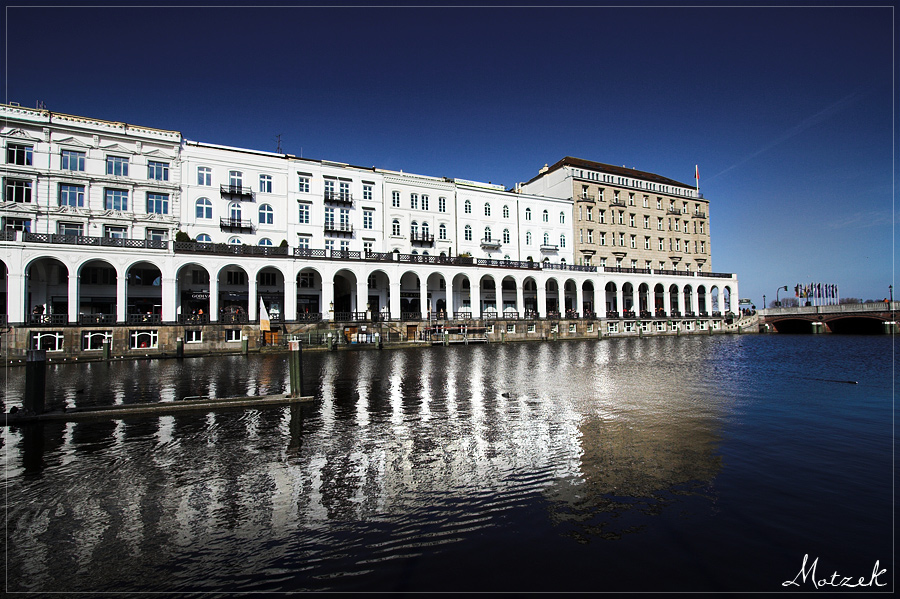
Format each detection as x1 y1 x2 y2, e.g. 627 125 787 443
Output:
630 214 635 227
229 202 242 220
503 205 509 218
228 236 242 245
339 208 350 230
298 203 310 224
543 232 549 245
526 231 532 245
5 217 31 232
324 207 335 229
643 196 649 208
484 226 492 241
104 225 126 238
438 196 446 212
106 155 129 176
411 193 418 209
259 204 274 225
618 211 624 225
298 175 310 193
105 189 128 210
599 232 606 246
130 330 158 349
197 234 211 243
421 194 429 210
542 210 548 222
196 197 212 219
587 230 593 244
339 181 350 200
363 184 373 201
503 229 510 244
259 238 273 247
297 236 310 249
464 200 471 214
198 166 212 186
58 222 83 236
146 193 168 214
560 211 565 224
410 221 419 237
392 219 401 236
186 330 203 344
298 272 315 287
525 207 531 220
629 193 635 206
657 217 664 231
363 209 373 229
619 233 625 246
146 228 167 241
392 190 401 207
439 223 447 240
5 179 32 203
464 225 472 241
229 171 242 187
484 203 491 217
422 222 430 239
148 161 169 181
259 174 272 193
325 239 334 252
225 271 245 286
226 329 242 342
82 330 112 351
7 143 33 166
643 215 650 229
658 238 664 251
560 234 566 248
32 331 64 352
364 241 373 253
61 150 85 171
587 207 593 221
644 236 651 250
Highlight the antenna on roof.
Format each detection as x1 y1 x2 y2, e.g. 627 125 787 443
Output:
36 100 47 110
275 133 283 154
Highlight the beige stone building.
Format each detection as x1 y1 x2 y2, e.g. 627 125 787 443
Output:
519 157 711 273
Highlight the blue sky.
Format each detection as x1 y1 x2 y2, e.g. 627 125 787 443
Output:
4 1 896 305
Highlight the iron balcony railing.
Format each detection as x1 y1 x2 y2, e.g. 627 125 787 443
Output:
480 238 501 249
410 232 435 245
323 222 353 235
323 191 353 205
220 218 254 233
22 232 168 250
220 184 254 200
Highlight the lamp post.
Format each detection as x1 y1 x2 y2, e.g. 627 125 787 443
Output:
890 285 893 303
763 295 766 310
775 285 788 307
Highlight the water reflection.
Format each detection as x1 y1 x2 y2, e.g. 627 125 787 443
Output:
5 338 734 592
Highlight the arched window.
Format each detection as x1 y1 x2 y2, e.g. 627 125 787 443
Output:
503 228 510 244
422 222 430 238
411 221 419 237
392 219 401 236
259 204 274 225
259 238 273 246
484 203 491 217
229 202 242 220
464 200 471 214
525 208 532 221
543 232 550 245
559 211 565 224
542 209 549 222
439 223 447 240
228 236 242 244
197 233 211 243
560 234 566 248
464 224 472 241
484 226 492 241
195 197 212 219
526 231 532 245
503 205 509 218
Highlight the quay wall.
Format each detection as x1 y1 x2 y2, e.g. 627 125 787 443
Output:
1 314 757 364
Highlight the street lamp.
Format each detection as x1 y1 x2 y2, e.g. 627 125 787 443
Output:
775 285 788 307
890 285 893 303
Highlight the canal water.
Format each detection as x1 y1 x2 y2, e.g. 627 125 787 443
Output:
1 335 893 593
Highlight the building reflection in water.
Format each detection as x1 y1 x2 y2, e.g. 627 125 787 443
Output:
5 338 727 592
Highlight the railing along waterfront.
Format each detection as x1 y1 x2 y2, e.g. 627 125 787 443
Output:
22 232 168 250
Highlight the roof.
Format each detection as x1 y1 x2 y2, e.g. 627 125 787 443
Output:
525 156 694 189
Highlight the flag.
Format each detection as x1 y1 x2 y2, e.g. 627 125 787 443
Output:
259 297 270 332
695 165 699 183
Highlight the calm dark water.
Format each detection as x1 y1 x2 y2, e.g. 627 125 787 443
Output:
1 335 893 593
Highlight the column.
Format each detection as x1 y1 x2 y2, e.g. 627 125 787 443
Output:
663 284 671 317
516 284 525 318
419 275 428 320
691 287 700 316
470 279 481 317
575 285 583 318
8 272 25 324
66 269 79 324
285 273 297 322
322 276 335 321
116 267 127 323
161 276 176 323
677 286 685 316
615 286 623 317
209 276 219 322
357 275 369 318
248 276 258 321
389 280 401 321
631 286 639 316
537 284 547 318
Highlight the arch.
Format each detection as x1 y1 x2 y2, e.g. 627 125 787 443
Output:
176 262 211 320
451 272 472 316
228 236 242 244
525 207 532 220
366 268 391 318
500 274 519 315
438 223 446 240
545 277 561 316
484 202 491 217
697 285 708 315
669 283 681 316
333 268 358 317
622 282 635 316
464 224 472 241
427 271 449 318
654 283 666 316
24 257 70 323
127 260 162 320
683 284 695 316
563 279 578 315
605 281 618 316
638 283 651 317
479 273 499 315
217 264 250 323
197 233 212 243
523 276 539 316
399 270 422 318
582 280 595 317
297 266 323 318
229 201 242 220
259 203 274 225
195 197 212 219
258 238 273 246
257 265 285 322
710 286 721 315
77 258 118 319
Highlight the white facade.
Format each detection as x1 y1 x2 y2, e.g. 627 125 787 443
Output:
380 170 454 256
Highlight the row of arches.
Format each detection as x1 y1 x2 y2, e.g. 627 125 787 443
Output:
0 256 736 325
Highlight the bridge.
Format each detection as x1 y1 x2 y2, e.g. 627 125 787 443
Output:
758 302 898 334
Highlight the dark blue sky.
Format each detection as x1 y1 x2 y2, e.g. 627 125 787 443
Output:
5 2 896 304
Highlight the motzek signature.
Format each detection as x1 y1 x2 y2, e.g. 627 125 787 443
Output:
783 554 887 589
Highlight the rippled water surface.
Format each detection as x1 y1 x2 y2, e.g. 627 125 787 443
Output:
2 335 893 592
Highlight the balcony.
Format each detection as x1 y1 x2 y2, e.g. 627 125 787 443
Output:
410 232 435 246
22 232 168 250
577 194 596 203
539 243 558 252
692 211 707 219
324 222 353 237
324 191 353 206
220 218 253 233
480 238 501 250
667 208 682 215
220 184 254 201
609 198 626 207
